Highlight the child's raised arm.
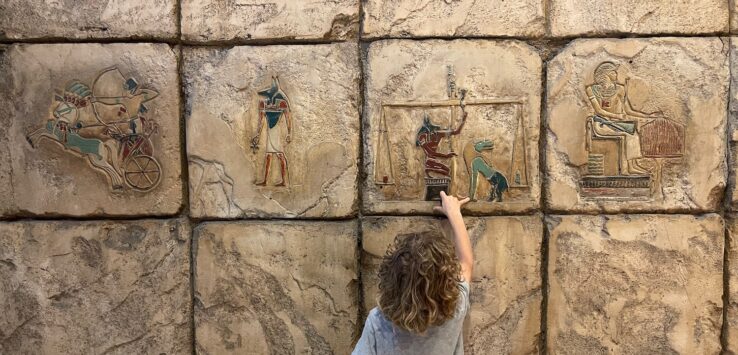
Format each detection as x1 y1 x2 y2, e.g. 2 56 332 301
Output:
434 191 473 283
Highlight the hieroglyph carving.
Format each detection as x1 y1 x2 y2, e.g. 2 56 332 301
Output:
247 76 292 187
581 62 685 199
374 66 528 202
25 67 163 192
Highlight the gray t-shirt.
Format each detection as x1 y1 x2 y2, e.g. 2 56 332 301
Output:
352 281 470 355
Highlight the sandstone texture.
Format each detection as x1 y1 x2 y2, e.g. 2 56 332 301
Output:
185 43 360 219
547 214 724 354
730 38 738 209
0 219 191 354
194 221 358 354
0 0 176 40
361 216 542 354
727 215 738 353
363 40 541 215
550 0 728 37
546 38 728 213
0 44 183 217
362 0 544 38
181 0 359 42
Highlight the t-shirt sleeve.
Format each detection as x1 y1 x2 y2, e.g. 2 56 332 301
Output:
459 280 471 313
352 313 378 355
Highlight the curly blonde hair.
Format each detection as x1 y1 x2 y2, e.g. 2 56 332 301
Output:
377 231 462 334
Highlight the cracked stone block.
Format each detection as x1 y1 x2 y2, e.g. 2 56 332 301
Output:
545 38 728 213
194 221 358 354
549 0 728 37
547 214 724 354
363 40 541 215
184 44 360 219
0 0 176 40
0 44 183 218
361 216 542 354
0 219 191 354
181 0 359 42
362 0 545 38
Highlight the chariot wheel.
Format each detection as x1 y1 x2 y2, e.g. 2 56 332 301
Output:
123 154 162 192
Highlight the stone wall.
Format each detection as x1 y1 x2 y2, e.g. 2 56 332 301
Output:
1 1 738 354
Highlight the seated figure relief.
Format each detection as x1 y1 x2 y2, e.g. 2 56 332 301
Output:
581 62 685 199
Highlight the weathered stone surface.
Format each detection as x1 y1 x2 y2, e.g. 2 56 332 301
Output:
0 0 176 40
361 216 542 354
549 0 728 37
194 221 358 354
362 0 544 38
185 44 359 218
181 0 359 42
729 38 738 209
0 219 191 354
363 40 541 215
727 215 738 353
545 38 728 213
547 214 724 354
0 44 183 217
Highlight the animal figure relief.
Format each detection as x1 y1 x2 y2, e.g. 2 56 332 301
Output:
463 140 509 202
25 67 162 192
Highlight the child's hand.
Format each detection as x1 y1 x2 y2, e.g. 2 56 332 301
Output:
433 191 470 219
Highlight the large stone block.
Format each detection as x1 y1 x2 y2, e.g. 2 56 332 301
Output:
361 216 542 354
0 0 176 40
545 38 728 213
0 44 183 217
547 214 724 354
549 0 728 37
362 0 544 38
185 44 360 218
363 40 542 215
0 219 191 354
194 221 358 354
181 0 359 42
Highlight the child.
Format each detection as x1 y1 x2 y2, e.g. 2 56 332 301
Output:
353 191 473 354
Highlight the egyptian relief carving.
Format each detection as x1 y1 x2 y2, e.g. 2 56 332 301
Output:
374 66 530 202
247 76 292 187
581 62 685 199
25 67 162 192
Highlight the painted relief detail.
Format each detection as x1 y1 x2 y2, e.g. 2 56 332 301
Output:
25 67 162 192
250 77 292 187
374 66 530 203
581 62 685 199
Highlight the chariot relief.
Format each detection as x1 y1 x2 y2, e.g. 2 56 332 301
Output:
25 67 163 192
581 62 685 199
374 66 530 202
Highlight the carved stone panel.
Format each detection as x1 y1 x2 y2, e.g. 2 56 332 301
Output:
362 0 544 38
181 0 359 42
549 0 728 37
363 40 541 215
0 0 177 40
0 44 183 217
184 44 360 218
547 214 724 354
0 219 191 354
546 38 728 213
361 216 542 354
194 221 358 354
